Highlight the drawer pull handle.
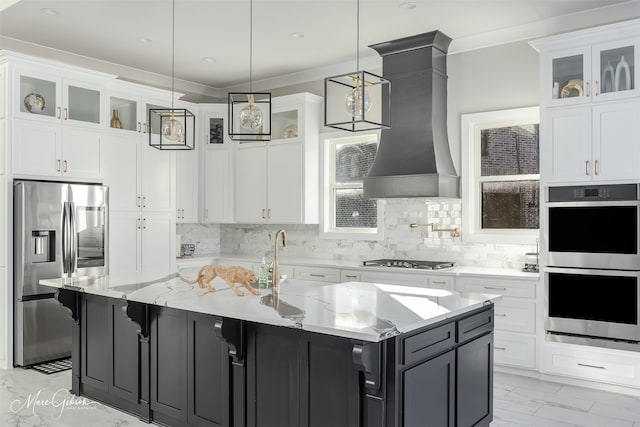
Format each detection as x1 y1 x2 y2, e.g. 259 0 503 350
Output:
483 286 507 291
577 363 606 370
495 346 506 351
345 275 358 278
432 280 446 285
495 313 506 317
310 274 325 278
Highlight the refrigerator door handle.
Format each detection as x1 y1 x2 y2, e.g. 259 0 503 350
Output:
69 202 77 275
62 201 71 276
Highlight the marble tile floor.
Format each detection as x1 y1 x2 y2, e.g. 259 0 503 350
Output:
2 367 640 426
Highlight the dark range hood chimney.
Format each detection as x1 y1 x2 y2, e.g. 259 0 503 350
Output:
363 31 459 199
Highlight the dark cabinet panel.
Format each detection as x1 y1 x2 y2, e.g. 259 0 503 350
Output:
110 298 140 402
456 331 493 427
187 312 229 427
150 307 188 422
81 294 109 390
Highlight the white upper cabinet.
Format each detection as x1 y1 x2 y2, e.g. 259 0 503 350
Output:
533 25 640 107
532 20 640 183
233 93 322 224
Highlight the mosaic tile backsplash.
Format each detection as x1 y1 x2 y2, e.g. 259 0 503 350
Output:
177 198 538 269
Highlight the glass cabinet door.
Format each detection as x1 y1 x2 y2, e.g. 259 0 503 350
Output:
272 107 300 142
549 47 590 105
594 42 637 99
18 73 59 121
64 81 101 126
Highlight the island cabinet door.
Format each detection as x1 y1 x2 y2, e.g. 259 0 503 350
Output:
400 350 456 427
150 306 189 425
456 332 493 427
186 312 230 427
80 295 142 413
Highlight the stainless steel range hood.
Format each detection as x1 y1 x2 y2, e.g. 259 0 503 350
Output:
363 31 459 199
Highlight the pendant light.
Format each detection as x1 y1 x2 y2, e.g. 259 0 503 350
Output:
149 0 195 150
324 0 391 132
228 0 271 142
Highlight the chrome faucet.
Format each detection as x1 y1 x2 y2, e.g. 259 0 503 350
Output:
270 229 287 291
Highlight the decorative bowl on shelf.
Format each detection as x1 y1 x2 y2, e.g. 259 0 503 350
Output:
560 79 583 98
283 124 298 139
24 91 46 113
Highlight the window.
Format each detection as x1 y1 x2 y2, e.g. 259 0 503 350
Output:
321 132 384 240
461 107 540 243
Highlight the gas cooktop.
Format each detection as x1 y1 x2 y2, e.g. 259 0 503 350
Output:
362 259 455 270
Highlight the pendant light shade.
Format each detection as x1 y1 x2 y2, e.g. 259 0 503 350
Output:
324 0 391 132
229 0 271 141
149 0 195 150
325 70 390 131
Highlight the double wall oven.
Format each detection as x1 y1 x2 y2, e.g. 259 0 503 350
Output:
544 183 640 350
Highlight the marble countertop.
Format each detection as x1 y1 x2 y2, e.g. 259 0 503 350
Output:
40 269 500 342
177 254 540 280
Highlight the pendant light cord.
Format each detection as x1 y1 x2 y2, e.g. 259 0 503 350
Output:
171 0 175 110
356 0 360 72
249 0 253 93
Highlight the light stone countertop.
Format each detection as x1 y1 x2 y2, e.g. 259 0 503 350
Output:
177 254 540 280
40 269 500 343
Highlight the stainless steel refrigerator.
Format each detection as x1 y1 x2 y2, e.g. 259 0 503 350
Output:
14 180 108 366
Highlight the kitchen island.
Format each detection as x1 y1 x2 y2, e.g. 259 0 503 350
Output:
42 269 500 427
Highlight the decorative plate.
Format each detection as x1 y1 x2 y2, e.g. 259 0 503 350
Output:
283 124 298 139
560 79 583 98
24 91 46 113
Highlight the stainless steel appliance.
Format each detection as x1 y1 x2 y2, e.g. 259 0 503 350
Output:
14 180 108 366
544 183 640 350
546 183 640 270
362 259 455 270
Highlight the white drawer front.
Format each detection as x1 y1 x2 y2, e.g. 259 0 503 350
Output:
360 271 428 287
295 267 340 283
456 277 536 299
340 270 361 282
542 342 640 388
494 298 536 334
427 276 453 291
494 331 536 370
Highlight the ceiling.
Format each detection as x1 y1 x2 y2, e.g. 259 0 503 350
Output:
1 0 639 100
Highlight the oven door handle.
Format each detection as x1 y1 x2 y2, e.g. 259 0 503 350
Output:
545 266 640 277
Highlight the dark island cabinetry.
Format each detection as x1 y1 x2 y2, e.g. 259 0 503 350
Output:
55 288 494 427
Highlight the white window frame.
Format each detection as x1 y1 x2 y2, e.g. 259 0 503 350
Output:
320 131 384 240
461 106 540 244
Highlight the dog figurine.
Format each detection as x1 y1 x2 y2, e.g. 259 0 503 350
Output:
180 265 259 296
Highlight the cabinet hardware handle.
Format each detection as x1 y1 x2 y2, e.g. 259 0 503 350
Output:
432 280 446 284
262 209 266 219
57 160 61 172
63 160 68 172
57 106 61 119
345 275 358 278
495 346 506 351
577 362 606 370
483 286 507 291
63 107 68 120
142 196 146 207
310 274 325 278
142 218 147 229
137 218 141 229
594 80 599 96
586 81 590 97
143 123 147 134
204 209 208 220
495 313 506 317
181 209 185 219
267 208 271 219
137 122 141 133
585 160 590 175
137 196 141 208
594 160 599 175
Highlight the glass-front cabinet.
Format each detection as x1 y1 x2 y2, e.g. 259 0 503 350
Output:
15 68 103 128
543 38 639 106
271 106 301 143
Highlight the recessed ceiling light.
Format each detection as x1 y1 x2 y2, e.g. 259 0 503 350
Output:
289 32 305 39
202 57 216 63
41 8 61 16
399 2 417 10
136 37 153 43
